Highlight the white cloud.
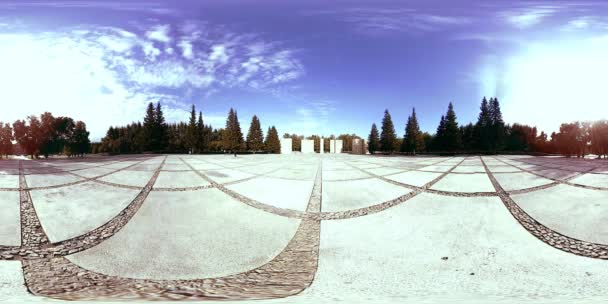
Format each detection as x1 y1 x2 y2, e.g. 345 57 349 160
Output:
0 21 305 139
502 8 554 29
178 39 193 59
562 16 608 31
145 24 171 43
209 44 229 64
307 7 471 34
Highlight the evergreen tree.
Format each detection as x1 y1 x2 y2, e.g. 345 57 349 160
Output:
401 108 424 154
264 126 281 153
155 102 167 152
197 111 206 152
474 97 491 151
367 123 380 154
187 104 197 153
488 97 505 152
142 102 156 151
433 115 446 151
246 115 265 152
223 108 244 153
460 123 475 151
443 102 461 152
380 109 397 153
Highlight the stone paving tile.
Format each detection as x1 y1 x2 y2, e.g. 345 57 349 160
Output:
2 154 608 302
0 192 20 246
430 173 495 193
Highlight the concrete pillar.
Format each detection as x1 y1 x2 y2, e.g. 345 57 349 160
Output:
320 137 324 154
352 138 366 155
280 138 292 154
301 140 314 153
330 140 343 154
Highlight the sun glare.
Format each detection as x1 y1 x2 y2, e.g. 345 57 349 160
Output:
502 38 608 133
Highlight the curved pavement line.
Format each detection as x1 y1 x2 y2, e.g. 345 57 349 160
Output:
492 157 608 191
1 161 52 260
179 156 570 221
21 161 323 301
505 157 608 175
14 157 157 191
0 159 125 177
46 156 167 256
0 157 168 262
480 157 608 260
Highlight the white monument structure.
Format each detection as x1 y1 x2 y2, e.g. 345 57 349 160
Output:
319 137 324 154
330 139 343 154
301 139 314 153
352 138 366 155
280 138 292 154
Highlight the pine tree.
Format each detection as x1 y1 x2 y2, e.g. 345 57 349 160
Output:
474 97 491 151
155 102 167 152
142 102 156 151
443 102 461 152
224 108 244 153
433 115 446 151
489 97 505 152
264 126 281 153
380 109 397 153
368 123 380 154
246 115 265 152
187 104 197 153
402 108 424 154
197 111 205 152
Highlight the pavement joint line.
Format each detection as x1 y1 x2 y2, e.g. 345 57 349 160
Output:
20 159 323 301
16 157 157 191
492 156 608 192
0 156 168 261
480 156 608 260
0 158 126 176
508 156 608 173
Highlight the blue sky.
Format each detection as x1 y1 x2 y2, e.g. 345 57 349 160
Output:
0 0 607 140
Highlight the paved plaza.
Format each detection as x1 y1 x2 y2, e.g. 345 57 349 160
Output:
1 154 608 302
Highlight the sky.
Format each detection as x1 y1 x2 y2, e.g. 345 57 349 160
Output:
0 0 607 141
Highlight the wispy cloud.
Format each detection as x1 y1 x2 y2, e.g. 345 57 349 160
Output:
500 7 556 29
562 16 608 31
145 24 171 43
0 1 175 14
0 19 305 139
305 7 471 35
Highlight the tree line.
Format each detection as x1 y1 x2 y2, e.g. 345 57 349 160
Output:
0 113 90 159
368 97 608 158
98 102 282 154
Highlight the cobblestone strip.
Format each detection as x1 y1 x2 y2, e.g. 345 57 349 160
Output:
18 160 50 249
1 161 51 260
343 157 497 198
481 157 608 260
21 161 323 301
347 156 456 172
180 157 307 219
492 156 608 192
152 185 215 191
0 157 166 261
317 158 470 220
23 157 155 191
507 157 608 174
1 158 126 177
